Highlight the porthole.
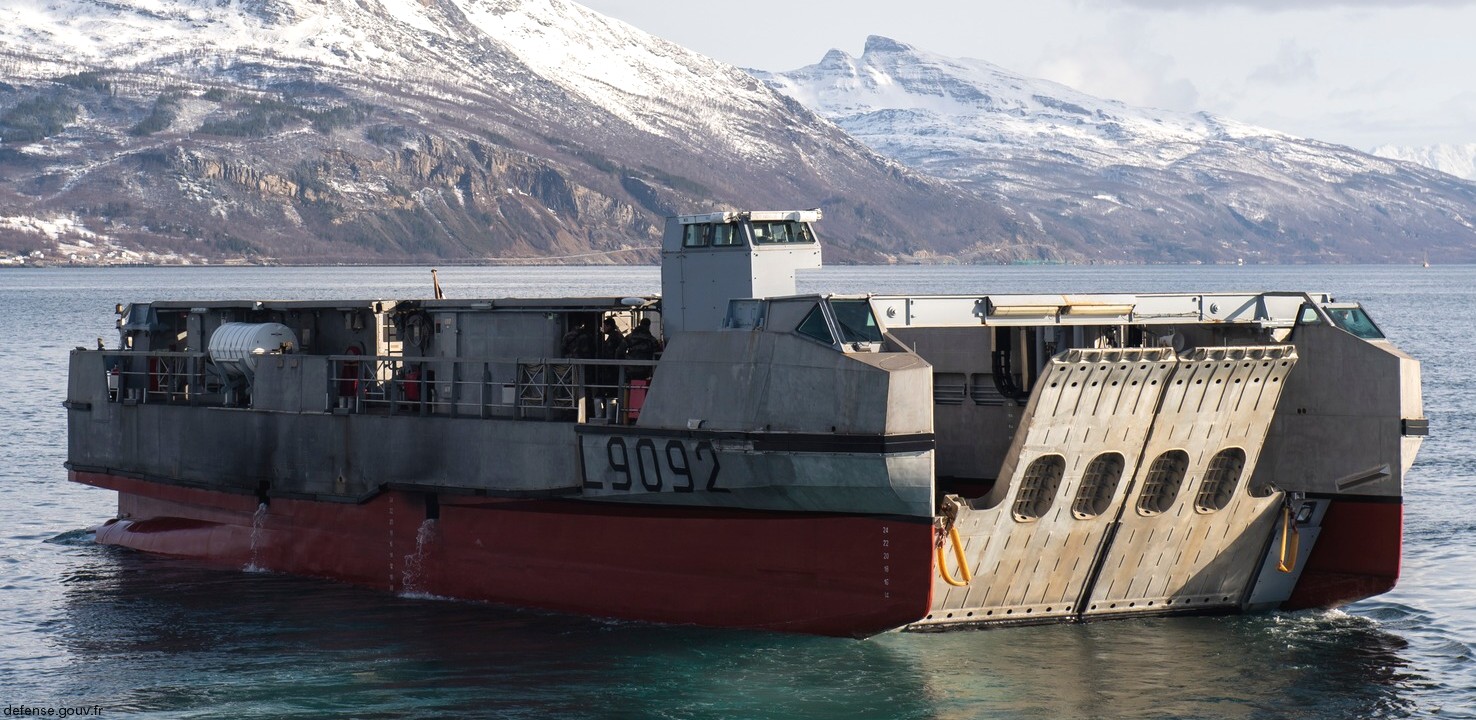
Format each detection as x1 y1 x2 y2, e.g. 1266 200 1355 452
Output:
1013 455 1066 522
1072 453 1125 519
1136 450 1189 516
1196 448 1246 513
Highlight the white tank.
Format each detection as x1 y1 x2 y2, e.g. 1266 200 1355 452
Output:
209 322 298 377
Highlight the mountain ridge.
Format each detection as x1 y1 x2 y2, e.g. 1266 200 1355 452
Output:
751 35 1476 264
1372 143 1476 182
3 1 1033 265
2 8 1473 265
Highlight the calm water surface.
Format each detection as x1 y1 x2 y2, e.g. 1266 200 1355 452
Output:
1 265 1472 719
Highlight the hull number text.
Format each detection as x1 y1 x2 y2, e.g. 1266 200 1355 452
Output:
583 437 726 493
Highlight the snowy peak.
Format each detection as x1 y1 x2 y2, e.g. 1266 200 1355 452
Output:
753 39 1476 263
1372 144 1476 181
817 49 857 73
1 0 1010 264
6 0 440 70
4 0 1472 265
862 35 917 55
752 34 1257 157
1 0 789 154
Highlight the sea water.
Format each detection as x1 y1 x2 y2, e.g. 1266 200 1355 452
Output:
1 264 1472 719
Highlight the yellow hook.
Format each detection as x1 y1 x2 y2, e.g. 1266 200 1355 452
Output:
937 525 974 587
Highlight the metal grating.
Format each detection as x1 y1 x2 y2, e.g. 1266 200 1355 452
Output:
1136 450 1189 516
1072 453 1125 519
1013 455 1066 522
1195 448 1246 513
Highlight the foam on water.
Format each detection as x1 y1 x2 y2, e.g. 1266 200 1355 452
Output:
44 529 97 547
243 503 269 574
400 518 438 596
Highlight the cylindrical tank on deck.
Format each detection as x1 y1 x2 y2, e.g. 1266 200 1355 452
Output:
209 322 298 377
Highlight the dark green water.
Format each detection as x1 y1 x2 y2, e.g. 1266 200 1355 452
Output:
2 265 1471 719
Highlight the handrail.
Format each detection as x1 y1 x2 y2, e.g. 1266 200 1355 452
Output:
92 349 660 425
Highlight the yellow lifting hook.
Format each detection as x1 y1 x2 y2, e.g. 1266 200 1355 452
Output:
937 525 974 587
1276 504 1301 573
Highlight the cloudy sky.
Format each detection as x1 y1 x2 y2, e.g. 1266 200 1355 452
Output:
578 0 1476 151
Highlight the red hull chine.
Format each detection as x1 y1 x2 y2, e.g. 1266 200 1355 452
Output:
1283 497 1402 610
72 471 936 637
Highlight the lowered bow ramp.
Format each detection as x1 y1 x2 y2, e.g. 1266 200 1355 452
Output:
1082 346 1295 616
914 345 1297 627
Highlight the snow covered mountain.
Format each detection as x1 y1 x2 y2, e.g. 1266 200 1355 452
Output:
0 0 1012 264
1372 144 1476 182
752 37 1476 263
3 5 1473 264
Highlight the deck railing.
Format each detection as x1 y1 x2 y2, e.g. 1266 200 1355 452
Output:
325 355 656 424
99 351 658 426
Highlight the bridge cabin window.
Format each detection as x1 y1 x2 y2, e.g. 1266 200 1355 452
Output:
1013 455 1065 522
713 223 740 246
1326 306 1384 339
682 222 742 248
796 305 835 345
749 220 816 245
830 300 882 344
1136 450 1189 516
682 224 708 247
1072 453 1125 519
1195 448 1246 513
792 299 881 351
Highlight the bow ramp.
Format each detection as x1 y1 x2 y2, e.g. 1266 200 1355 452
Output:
914 345 1298 627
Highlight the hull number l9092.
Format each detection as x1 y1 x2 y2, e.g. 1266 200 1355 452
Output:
582 437 725 493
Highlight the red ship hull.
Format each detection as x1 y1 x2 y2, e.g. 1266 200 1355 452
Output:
72 471 936 637
1283 497 1403 610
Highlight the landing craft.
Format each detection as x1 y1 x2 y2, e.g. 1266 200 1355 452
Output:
66 210 1424 636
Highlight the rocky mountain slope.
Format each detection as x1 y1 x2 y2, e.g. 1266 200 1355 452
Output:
3 4 1474 265
752 37 1476 264
0 0 1022 265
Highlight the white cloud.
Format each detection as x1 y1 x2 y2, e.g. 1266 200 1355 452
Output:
1148 77 1201 111
1033 18 1202 113
1090 0 1476 9
1248 41 1317 85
